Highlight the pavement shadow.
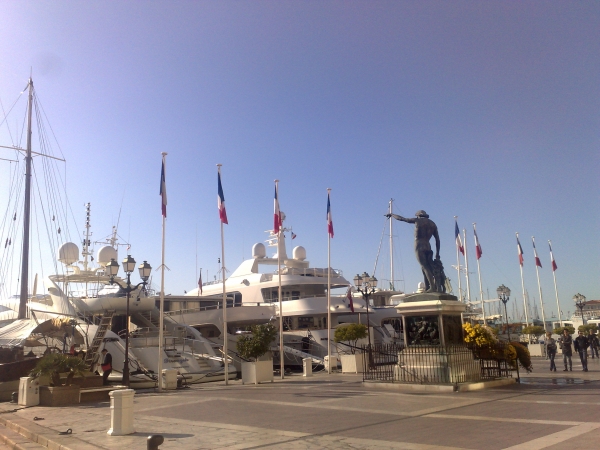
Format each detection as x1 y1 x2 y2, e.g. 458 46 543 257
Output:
134 432 195 438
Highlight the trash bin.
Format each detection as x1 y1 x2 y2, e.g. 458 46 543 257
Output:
161 369 178 390
18 377 39 407
302 358 312 377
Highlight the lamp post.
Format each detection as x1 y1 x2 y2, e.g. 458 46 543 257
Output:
497 285 512 342
573 293 587 326
354 272 377 367
106 256 152 387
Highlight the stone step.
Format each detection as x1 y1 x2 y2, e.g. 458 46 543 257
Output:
0 424 45 449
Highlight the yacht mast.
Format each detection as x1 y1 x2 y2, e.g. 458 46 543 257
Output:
18 78 34 320
388 199 394 290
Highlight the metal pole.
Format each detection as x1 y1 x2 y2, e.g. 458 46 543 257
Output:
327 188 332 374
18 78 34 320
454 217 463 303
389 199 394 290
157 152 167 391
549 240 563 327
276 180 284 379
463 229 472 304
219 165 229 385
124 273 131 387
532 237 547 331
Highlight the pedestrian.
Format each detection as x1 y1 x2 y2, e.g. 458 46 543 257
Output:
100 348 112 385
588 331 599 359
574 330 589 372
545 332 557 372
558 328 573 371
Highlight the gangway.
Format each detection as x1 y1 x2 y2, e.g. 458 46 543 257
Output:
272 344 324 365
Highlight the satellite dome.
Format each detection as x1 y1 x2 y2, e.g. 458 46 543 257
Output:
97 246 118 267
58 242 79 265
293 246 306 261
252 243 266 259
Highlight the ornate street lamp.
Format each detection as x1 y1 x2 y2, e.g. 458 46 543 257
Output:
354 272 377 367
573 293 587 325
496 285 512 342
107 256 152 387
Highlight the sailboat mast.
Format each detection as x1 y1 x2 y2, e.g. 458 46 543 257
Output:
388 199 394 290
18 78 34 320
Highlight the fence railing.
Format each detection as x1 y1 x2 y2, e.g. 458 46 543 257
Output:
361 343 514 385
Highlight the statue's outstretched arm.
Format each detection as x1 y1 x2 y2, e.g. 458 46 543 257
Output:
386 213 415 224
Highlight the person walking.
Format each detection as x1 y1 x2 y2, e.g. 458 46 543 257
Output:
588 331 599 359
558 328 573 371
100 348 113 385
545 332 557 372
574 330 589 372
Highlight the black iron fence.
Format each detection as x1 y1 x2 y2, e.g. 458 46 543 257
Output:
361 343 514 385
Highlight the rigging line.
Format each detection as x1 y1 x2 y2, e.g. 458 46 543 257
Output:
372 216 388 278
0 96 15 145
0 88 24 131
34 89 66 161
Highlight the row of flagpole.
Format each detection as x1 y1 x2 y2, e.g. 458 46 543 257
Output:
454 216 563 330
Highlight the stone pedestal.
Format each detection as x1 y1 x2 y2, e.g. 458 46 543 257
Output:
107 389 135 436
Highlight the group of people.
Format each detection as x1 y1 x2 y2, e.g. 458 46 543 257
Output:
545 328 599 372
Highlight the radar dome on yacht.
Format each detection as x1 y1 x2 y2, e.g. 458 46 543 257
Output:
293 246 306 261
97 246 118 266
57 242 79 265
252 243 266 259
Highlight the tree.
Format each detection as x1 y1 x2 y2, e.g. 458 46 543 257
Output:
334 324 368 354
578 324 598 334
553 325 576 335
236 323 277 361
521 326 545 338
30 353 88 386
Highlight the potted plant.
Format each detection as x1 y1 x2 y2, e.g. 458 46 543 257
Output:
236 324 277 385
334 324 368 373
30 353 88 406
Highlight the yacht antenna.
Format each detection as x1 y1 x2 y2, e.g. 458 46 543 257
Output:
81 203 92 271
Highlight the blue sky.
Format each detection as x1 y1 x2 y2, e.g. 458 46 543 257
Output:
0 1 598 320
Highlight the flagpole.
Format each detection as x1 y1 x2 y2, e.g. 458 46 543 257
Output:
218 164 229 385
516 233 529 329
389 199 394 290
549 240 563 327
463 229 472 304
327 189 332 374
275 180 284 379
158 152 167 392
473 223 485 323
532 236 547 331
454 217 463 303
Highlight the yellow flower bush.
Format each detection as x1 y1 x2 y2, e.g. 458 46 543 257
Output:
463 323 498 347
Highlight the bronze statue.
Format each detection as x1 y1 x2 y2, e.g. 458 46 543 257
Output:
387 210 445 293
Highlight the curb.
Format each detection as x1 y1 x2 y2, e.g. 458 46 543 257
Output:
0 414 83 450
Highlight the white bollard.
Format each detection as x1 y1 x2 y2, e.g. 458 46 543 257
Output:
107 389 135 436
18 377 40 406
302 358 312 377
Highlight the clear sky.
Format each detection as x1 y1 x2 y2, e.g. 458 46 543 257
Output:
0 1 598 320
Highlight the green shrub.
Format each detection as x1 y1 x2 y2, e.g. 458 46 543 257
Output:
236 324 277 361
509 341 533 373
578 324 598 334
334 324 368 354
30 353 88 386
521 326 546 337
553 326 575 335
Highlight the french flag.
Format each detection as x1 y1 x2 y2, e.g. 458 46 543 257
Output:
455 220 464 255
346 286 354 313
273 182 282 234
327 192 334 238
516 235 524 266
532 237 542 268
160 158 167 218
217 170 228 224
549 241 558 271
474 226 482 260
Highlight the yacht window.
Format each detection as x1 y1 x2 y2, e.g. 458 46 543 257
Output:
291 291 300 300
298 316 314 329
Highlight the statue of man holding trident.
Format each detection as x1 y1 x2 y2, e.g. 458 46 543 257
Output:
386 210 444 293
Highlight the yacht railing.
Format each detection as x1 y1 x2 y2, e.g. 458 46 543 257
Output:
165 302 271 316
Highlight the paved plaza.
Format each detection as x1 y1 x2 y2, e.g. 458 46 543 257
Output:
0 357 599 450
